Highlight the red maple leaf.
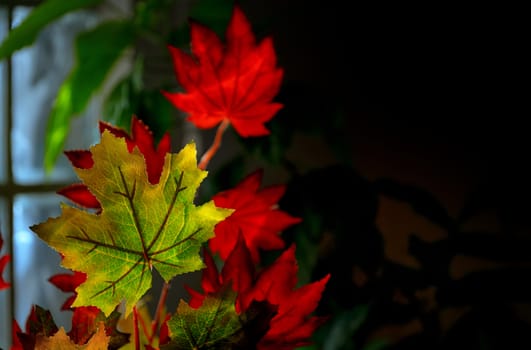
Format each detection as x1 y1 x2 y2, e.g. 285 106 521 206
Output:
241 245 330 350
48 271 87 310
48 270 128 345
209 169 301 263
163 4 283 137
188 234 330 350
48 270 101 344
0 233 10 290
58 115 171 209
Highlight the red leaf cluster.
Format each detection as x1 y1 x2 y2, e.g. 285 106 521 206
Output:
0 233 10 290
48 270 103 344
58 116 170 209
209 169 301 263
188 234 330 350
11 305 59 350
48 271 87 310
163 5 283 137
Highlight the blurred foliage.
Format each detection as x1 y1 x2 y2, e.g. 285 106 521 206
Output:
0 0 242 171
44 19 135 171
0 0 104 59
2 1 531 349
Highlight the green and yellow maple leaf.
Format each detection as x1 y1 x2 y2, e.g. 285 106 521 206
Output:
31 130 233 316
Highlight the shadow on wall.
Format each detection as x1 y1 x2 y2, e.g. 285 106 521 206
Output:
232 1 531 349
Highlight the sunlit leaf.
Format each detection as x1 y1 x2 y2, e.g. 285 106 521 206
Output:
32 131 233 316
163 5 283 137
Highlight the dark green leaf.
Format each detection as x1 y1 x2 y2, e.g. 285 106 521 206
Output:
135 89 175 143
188 0 235 36
167 0 236 48
166 293 243 350
103 57 143 131
362 339 389 350
0 0 104 60
166 291 276 350
323 305 370 350
102 74 137 131
44 19 135 172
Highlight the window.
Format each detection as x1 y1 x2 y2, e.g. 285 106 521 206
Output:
0 3 127 347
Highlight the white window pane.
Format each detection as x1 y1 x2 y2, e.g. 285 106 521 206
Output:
13 193 72 331
0 198 10 350
11 7 100 184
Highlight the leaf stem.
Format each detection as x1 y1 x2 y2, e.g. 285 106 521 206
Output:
133 305 141 350
198 119 230 170
149 281 171 344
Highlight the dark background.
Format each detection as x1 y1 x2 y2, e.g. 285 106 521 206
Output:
231 1 531 348
241 0 529 230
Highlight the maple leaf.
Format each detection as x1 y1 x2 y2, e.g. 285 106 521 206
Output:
12 305 59 350
49 271 87 310
0 232 10 290
246 246 330 350
34 322 109 350
98 116 171 185
59 115 170 210
164 287 276 350
31 130 233 316
188 234 330 350
165 291 242 349
163 5 284 137
49 269 131 347
209 169 302 263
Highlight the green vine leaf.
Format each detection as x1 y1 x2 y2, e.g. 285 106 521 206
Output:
31 130 233 316
165 289 276 350
167 295 241 349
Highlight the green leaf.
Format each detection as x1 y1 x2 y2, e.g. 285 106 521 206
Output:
166 293 243 350
188 0 235 35
165 288 276 350
168 0 236 47
102 57 143 132
44 19 135 172
0 0 104 60
136 89 176 144
362 339 389 350
32 131 233 316
321 305 371 350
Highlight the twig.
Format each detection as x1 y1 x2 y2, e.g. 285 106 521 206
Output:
133 305 141 350
198 119 230 170
150 281 171 344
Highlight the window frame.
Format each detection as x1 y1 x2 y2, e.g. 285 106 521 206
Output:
0 1 87 346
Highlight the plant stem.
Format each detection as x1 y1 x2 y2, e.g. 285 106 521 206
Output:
150 281 171 344
198 119 230 170
133 305 141 350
